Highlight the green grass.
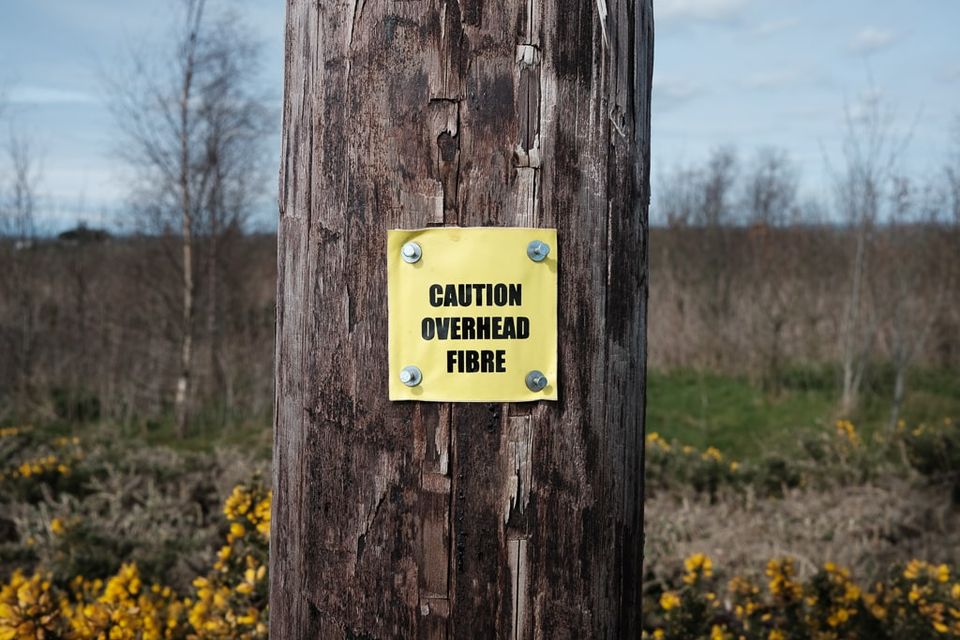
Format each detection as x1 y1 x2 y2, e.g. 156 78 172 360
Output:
32 365 960 466
647 366 960 461
139 414 272 460
38 412 274 461
646 369 834 460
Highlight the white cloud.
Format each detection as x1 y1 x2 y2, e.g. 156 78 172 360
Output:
652 75 703 111
751 18 800 37
8 86 98 105
848 27 899 55
656 0 750 24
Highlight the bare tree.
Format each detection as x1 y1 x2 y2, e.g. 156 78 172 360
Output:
876 176 946 432
743 147 798 227
947 116 960 238
702 146 739 226
656 148 739 368
656 163 703 227
195 25 271 422
111 0 270 435
698 147 739 367
2 131 40 241
741 148 801 390
833 95 901 414
933 117 960 372
657 147 738 228
0 124 43 418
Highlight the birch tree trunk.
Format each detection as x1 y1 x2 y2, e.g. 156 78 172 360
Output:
173 0 205 436
270 0 653 637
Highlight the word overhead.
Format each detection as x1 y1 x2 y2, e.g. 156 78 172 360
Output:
387 227 558 402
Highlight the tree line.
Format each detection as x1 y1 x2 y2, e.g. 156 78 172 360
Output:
652 103 960 429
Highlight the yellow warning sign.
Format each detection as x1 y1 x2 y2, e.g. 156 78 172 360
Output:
388 227 558 402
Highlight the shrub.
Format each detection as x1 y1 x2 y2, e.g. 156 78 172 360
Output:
646 554 960 639
646 432 745 500
0 481 270 639
901 417 960 502
1 423 265 590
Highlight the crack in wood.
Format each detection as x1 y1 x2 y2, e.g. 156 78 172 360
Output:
346 0 367 48
595 0 609 49
427 98 462 225
503 416 533 524
355 453 399 570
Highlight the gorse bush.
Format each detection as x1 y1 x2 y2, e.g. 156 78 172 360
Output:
0 427 83 503
3 415 958 637
901 417 960 502
645 433 744 500
645 554 960 639
1 424 265 591
646 416 959 500
0 422 271 638
0 482 271 639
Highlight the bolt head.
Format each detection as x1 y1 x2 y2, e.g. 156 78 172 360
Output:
400 365 422 387
401 242 422 263
525 370 548 392
526 240 550 262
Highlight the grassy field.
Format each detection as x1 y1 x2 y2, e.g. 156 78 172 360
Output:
647 366 960 460
32 366 958 465
52 366 960 464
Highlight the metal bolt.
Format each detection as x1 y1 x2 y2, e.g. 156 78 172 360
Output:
526 240 550 262
401 242 422 263
525 370 547 392
400 365 422 387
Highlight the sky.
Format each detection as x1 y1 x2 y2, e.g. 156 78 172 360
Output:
653 0 960 217
0 0 284 232
1 0 958 230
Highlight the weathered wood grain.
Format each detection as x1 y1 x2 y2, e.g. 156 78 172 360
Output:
270 0 653 637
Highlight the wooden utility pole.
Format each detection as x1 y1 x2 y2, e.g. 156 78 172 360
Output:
271 0 653 637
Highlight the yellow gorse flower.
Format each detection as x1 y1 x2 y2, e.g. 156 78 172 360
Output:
0 482 272 640
645 432 671 452
660 591 681 611
702 447 723 462
766 557 803 602
683 553 714 585
905 560 951 584
835 419 861 447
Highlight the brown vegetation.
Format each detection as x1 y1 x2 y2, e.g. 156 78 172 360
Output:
0 233 276 425
648 224 959 379
0 217 956 427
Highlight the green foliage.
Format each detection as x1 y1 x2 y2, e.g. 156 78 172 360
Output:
3 368 958 636
646 413 960 500
647 370 837 461
135 411 273 460
50 387 102 423
901 417 960 502
647 368 960 462
0 422 267 592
